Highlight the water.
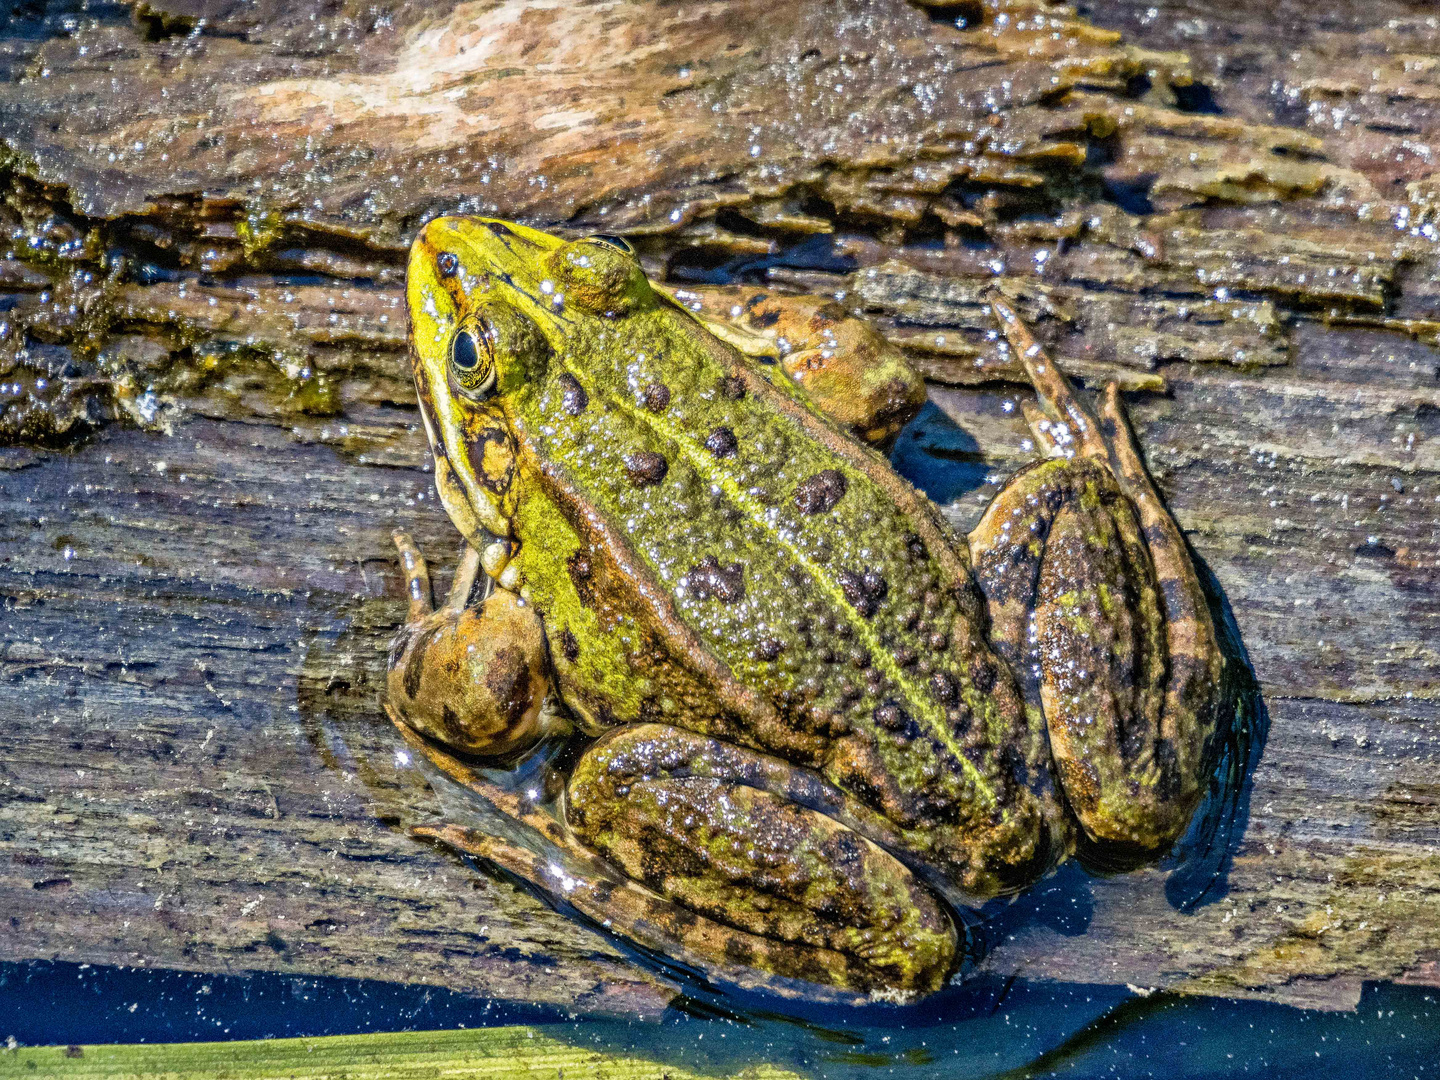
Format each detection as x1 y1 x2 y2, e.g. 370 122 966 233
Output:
1 960 1436 1078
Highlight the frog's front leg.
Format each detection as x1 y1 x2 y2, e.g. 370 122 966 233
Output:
412 723 957 1001
386 531 560 758
664 285 928 447
968 300 1224 861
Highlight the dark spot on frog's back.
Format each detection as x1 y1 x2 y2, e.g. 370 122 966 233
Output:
970 655 997 693
682 555 746 603
704 426 738 457
873 701 909 731
641 381 671 413
794 469 847 514
751 308 780 329
754 637 784 662
567 551 597 607
838 567 888 618
624 450 669 486
559 628 580 663
557 373 588 415
720 375 746 400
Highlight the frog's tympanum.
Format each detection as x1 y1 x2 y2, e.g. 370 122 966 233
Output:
387 216 1224 1004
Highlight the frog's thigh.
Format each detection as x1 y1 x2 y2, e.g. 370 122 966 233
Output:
969 457 1196 855
567 725 956 996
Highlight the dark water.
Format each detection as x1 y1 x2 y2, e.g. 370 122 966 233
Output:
2 959 1437 1079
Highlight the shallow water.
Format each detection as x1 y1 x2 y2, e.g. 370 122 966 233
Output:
2 959 1436 1079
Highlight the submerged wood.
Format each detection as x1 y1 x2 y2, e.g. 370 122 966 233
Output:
0 0 1436 1017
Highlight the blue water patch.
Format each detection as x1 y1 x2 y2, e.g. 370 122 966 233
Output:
2 960 1436 1079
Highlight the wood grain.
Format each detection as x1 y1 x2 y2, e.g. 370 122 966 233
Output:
1 0 1437 1015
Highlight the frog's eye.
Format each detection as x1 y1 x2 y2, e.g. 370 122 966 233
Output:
546 236 652 316
588 234 634 254
448 325 496 399
446 304 549 403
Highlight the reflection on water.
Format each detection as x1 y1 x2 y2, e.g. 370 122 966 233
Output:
1 959 1436 1079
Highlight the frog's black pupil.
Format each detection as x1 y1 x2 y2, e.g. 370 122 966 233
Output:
590 234 633 254
437 252 460 278
452 329 479 370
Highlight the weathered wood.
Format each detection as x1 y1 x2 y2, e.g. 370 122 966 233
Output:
1 0 1437 1017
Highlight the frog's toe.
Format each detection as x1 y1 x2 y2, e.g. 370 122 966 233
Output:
386 587 555 759
392 530 436 619
989 294 1110 463
1020 398 1065 458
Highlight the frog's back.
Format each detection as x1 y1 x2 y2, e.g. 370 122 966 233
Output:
510 303 1065 896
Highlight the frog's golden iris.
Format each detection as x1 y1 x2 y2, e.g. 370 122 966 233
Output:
385 215 1224 1004
446 325 492 396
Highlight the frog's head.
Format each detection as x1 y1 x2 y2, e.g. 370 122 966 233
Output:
406 215 656 541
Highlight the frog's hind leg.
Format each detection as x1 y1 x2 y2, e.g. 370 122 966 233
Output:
975 298 1223 860
402 722 955 1004
1092 383 1224 777
562 725 956 1000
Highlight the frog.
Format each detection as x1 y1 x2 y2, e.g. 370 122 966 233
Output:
384 215 1225 1004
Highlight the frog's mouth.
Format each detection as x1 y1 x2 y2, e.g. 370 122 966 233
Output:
405 345 496 545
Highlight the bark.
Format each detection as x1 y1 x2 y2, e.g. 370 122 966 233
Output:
0 0 1437 1015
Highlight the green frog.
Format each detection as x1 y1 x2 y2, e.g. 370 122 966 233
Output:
385 216 1224 1004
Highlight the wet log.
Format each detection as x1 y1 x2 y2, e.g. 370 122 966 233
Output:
1 0 1437 1017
